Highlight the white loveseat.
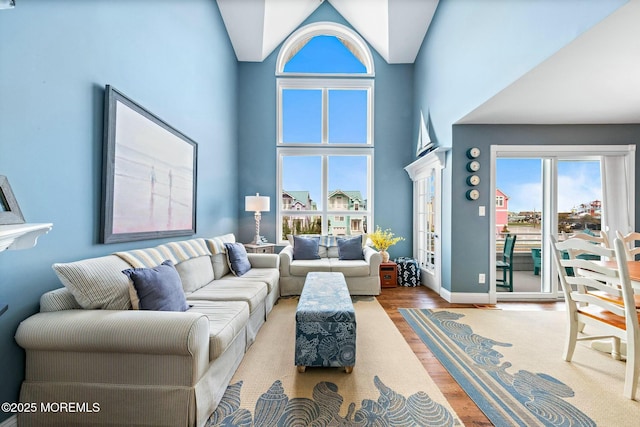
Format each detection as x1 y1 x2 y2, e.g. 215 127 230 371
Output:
14 234 279 427
279 235 381 296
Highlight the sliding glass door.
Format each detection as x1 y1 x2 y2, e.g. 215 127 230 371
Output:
495 158 544 294
491 145 634 301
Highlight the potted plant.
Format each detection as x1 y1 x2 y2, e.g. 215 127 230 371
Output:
369 226 404 262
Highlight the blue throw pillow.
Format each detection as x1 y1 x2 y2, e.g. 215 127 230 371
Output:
224 242 252 276
122 260 189 311
293 235 320 260
337 235 364 260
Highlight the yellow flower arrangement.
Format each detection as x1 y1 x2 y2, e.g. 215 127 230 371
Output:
369 226 404 252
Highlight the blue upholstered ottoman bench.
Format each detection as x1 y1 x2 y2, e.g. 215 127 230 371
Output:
295 272 356 373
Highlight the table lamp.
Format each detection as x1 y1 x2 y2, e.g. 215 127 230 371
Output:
245 193 270 244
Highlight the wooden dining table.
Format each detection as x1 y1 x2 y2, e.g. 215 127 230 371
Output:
597 260 640 285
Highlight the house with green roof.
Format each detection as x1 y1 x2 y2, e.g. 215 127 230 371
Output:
282 191 315 211
328 190 367 236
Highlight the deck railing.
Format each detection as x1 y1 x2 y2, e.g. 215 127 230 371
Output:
497 228 604 253
496 231 542 253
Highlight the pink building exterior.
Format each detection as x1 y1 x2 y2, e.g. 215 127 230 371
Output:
496 189 509 234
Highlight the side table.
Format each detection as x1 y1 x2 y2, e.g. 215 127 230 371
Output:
379 262 398 288
244 243 276 254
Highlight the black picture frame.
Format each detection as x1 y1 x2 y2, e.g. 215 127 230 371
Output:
101 85 197 244
0 175 25 225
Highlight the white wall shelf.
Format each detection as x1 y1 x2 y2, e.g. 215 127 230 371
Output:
0 223 52 252
0 223 52 317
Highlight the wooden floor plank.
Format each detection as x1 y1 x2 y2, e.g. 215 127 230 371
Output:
377 285 564 427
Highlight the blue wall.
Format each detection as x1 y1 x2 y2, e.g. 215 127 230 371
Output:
452 124 640 293
413 0 628 293
236 2 414 258
0 0 238 417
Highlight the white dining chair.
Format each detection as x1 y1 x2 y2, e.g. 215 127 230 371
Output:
560 230 611 264
616 230 640 261
551 235 640 399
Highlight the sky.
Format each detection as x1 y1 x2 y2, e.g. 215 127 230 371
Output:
496 159 602 213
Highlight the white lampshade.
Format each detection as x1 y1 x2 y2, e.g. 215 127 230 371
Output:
245 193 270 212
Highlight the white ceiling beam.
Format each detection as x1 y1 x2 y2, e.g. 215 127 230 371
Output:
388 0 439 63
262 0 323 61
217 0 266 61
217 0 322 62
329 0 390 61
330 0 438 64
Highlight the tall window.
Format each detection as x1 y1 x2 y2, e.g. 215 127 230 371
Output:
417 170 436 271
276 22 374 242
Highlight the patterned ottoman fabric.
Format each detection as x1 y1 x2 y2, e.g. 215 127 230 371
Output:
394 257 421 287
295 272 356 372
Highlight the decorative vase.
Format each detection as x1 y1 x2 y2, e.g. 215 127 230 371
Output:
380 250 390 263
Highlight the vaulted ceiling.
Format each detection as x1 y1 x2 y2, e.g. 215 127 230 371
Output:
459 0 640 124
216 0 639 125
216 0 439 63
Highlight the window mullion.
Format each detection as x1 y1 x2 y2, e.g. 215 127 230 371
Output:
322 155 328 234
322 88 328 145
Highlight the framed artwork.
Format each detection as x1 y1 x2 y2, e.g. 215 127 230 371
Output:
0 175 25 225
101 85 197 243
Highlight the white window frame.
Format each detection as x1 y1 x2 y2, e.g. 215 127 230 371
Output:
276 22 375 244
277 147 374 243
277 78 374 147
275 21 375 77
405 147 448 294
489 144 635 303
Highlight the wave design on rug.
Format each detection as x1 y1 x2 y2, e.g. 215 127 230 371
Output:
409 309 595 427
207 375 456 427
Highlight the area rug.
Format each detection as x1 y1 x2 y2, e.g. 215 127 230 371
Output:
400 308 640 427
207 297 463 426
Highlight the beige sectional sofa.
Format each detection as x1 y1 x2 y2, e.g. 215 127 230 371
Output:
279 235 381 296
14 234 279 427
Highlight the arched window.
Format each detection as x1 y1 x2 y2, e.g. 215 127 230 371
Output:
276 22 374 76
277 22 374 242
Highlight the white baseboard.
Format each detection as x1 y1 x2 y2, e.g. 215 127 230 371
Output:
440 288 492 304
439 287 452 301
0 415 17 427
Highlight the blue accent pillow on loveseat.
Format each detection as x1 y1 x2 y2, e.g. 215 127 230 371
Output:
337 235 364 260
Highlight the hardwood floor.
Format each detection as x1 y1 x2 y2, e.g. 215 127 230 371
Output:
377 285 565 427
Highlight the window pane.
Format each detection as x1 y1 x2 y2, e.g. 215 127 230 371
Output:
282 215 323 239
329 214 368 236
284 35 367 74
282 156 322 210
496 158 544 292
282 89 321 143
558 160 602 234
328 156 368 213
328 90 368 144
